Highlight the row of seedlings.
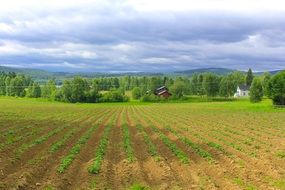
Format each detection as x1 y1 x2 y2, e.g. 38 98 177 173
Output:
88 111 118 174
57 110 113 173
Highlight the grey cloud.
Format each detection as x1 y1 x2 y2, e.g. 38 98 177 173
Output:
0 3 285 72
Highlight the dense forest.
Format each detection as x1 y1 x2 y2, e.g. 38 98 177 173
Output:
0 69 284 105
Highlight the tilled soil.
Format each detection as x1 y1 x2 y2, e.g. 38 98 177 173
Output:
0 102 284 190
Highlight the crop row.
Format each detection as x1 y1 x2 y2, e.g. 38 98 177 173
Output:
143 106 229 156
49 109 112 154
88 111 118 174
0 109 94 151
131 107 190 164
164 126 213 161
140 106 251 156
137 107 216 161
88 123 113 174
57 124 100 173
14 124 69 159
0 126 42 150
122 122 135 162
150 125 189 164
136 124 160 162
153 106 275 148
49 127 79 153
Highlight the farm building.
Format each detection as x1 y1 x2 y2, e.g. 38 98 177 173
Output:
155 86 172 98
234 85 250 97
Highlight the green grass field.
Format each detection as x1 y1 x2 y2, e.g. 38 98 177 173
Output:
0 97 284 190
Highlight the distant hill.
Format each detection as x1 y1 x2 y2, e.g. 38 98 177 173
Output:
174 68 237 75
0 66 56 78
0 66 73 84
256 70 284 75
0 65 283 83
0 66 163 84
174 68 284 76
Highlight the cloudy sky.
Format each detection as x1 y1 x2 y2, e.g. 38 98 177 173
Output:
0 0 285 72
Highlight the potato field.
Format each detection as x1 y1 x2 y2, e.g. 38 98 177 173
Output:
0 98 285 190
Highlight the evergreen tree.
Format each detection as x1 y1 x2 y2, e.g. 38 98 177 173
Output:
246 68 254 86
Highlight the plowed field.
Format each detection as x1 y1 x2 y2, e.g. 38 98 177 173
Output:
0 98 285 190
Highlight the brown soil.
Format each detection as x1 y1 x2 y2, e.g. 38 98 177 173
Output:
1 105 284 190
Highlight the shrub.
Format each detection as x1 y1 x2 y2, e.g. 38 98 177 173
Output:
140 94 161 102
250 78 263 103
99 90 129 102
268 70 285 105
132 87 141 100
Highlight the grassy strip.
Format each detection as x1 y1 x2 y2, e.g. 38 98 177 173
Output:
150 125 189 164
122 123 135 162
57 124 99 173
14 125 68 159
88 124 112 174
136 124 160 162
165 126 213 161
49 127 78 153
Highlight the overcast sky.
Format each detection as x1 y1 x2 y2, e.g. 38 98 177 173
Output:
0 0 285 72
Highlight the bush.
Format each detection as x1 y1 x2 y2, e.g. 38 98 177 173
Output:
132 87 141 100
249 78 263 103
140 94 161 102
99 90 129 102
268 70 285 105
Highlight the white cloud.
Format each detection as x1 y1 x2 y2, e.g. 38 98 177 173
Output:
0 0 285 72
0 23 14 33
142 57 177 64
111 44 136 52
128 0 285 12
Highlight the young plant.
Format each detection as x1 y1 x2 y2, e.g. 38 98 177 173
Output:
57 125 99 173
49 128 78 153
165 126 213 161
14 125 68 159
151 126 189 164
122 123 135 162
88 124 112 174
136 124 160 161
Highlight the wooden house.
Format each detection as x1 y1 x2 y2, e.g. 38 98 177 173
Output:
155 86 172 98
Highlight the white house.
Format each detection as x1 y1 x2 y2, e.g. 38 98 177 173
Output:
234 85 250 97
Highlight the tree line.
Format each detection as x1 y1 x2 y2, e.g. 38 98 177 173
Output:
0 69 284 105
